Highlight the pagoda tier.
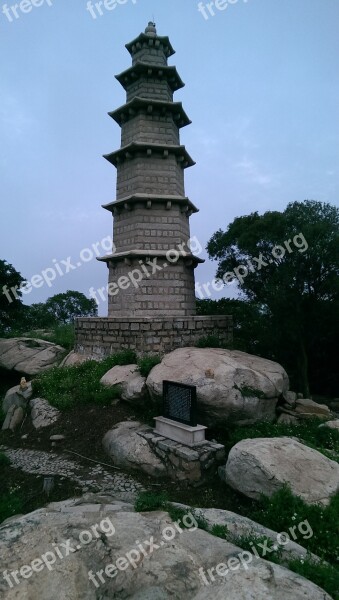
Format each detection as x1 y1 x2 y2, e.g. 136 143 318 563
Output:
100 22 203 318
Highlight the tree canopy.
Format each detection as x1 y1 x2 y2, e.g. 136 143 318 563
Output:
206 200 339 396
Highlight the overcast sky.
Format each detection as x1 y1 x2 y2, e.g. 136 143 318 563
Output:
0 0 338 314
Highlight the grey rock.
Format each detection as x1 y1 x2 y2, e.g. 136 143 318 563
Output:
147 348 289 426
226 437 339 506
2 381 32 413
103 421 166 477
101 364 147 404
9 406 24 431
0 337 65 375
30 398 61 429
0 497 332 600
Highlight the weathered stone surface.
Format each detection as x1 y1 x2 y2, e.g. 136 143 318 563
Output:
170 503 317 562
103 421 166 477
295 398 332 419
0 338 65 375
9 406 24 431
2 381 32 413
147 348 289 426
59 351 90 367
0 496 332 600
1 405 15 430
30 398 61 429
282 391 297 407
320 420 339 430
100 364 146 404
225 437 339 506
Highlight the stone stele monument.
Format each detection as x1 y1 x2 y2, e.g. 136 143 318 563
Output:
75 23 232 357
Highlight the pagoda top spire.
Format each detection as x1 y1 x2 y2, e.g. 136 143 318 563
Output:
145 21 157 36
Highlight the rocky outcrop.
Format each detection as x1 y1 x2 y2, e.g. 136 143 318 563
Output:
147 348 289 426
101 365 146 404
0 338 65 376
225 437 339 506
0 495 332 600
59 351 90 368
30 398 61 429
103 421 166 477
294 398 332 419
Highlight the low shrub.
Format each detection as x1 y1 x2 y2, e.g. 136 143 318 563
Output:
138 355 161 378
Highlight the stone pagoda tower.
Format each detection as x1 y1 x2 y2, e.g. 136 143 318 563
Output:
75 23 232 357
99 21 203 317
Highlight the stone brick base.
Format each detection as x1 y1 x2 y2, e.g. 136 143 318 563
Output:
139 427 226 483
75 315 232 357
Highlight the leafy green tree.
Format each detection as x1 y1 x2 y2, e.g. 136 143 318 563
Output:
0 260 26 334
207 201 339 396
44 291 97 324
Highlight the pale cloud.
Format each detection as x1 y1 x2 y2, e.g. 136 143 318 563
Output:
234 157 275 186
0 90 33 138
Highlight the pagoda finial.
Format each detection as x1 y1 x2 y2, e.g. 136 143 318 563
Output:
145 21 157 36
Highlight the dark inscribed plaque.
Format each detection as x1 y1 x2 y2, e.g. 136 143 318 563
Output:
162 380 197 427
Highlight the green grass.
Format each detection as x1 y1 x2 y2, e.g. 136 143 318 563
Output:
134 491 169 512
137 355 161 378
287 558 339 600
0 453 10 467
32 350 137 410
0 491 24 524
3 324 75 351
248 486 339 565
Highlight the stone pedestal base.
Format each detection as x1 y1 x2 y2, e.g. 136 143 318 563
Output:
154 416 206 447
139 427 225 484
74 316 232 357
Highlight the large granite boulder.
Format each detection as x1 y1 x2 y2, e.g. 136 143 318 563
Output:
0 494 332 600
103 421 166 477
29 398 61 429
147 348 289 426
100 365 146 404
225 437 339 506
0 338 65 376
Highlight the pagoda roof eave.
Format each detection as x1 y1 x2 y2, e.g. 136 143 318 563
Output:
115 63 184 92
125 33 175 58
108 97 191 128
103 142 195 169
102 193 199 214
97 250 204 265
